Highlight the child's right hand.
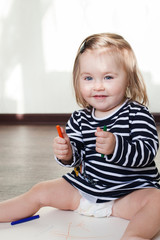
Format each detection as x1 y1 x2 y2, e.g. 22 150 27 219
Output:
53 127 73 164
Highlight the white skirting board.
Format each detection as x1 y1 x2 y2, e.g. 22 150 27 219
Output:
0 207 160 240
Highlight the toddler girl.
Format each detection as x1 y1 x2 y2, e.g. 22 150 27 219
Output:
0 33 160 240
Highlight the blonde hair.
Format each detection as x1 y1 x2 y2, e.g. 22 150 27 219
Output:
73 33 148 108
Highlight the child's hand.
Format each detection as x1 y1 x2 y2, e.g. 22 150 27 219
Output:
95 127 116 156
53 127 73 163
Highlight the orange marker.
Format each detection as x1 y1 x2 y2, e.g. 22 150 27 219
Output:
56 125 63 138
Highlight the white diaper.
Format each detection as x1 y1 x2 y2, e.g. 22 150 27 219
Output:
75 197 114 218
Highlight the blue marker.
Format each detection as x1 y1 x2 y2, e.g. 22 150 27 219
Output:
11 214 40 225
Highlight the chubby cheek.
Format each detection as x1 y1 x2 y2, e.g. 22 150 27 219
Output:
109 83 127 97
79 83 91 98
114 87 125 96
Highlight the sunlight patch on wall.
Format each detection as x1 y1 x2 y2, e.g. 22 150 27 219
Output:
41 2 75 73
0 0 14 40
4 64 24 113
41 0 84 73
0 0 14 18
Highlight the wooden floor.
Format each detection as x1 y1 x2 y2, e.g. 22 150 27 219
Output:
0 125 68 201
0 124 160 202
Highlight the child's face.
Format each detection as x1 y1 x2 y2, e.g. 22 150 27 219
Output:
79 48 128 118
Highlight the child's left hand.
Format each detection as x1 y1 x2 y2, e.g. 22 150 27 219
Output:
95 127 116 156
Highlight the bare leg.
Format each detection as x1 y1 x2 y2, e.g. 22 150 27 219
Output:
0 178 81 222
112 188 160 240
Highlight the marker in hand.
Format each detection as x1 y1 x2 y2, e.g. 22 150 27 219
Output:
101 125 107 158
56 125 72 163
56 125 63 138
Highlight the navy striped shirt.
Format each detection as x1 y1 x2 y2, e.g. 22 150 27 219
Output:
57 100 160 203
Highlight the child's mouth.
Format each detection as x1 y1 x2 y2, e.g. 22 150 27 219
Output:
93 95 107 99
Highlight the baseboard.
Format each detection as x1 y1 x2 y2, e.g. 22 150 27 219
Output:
0 114 71 125
0 113 159 125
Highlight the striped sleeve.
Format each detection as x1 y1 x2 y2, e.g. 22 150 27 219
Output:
106 107 159 167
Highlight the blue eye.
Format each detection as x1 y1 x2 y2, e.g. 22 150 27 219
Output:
105 76 113 80
85 76 93 81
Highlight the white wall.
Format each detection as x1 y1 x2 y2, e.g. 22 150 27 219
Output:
0 0 160 113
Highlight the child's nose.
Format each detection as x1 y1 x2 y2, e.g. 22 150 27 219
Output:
93 81 105 91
